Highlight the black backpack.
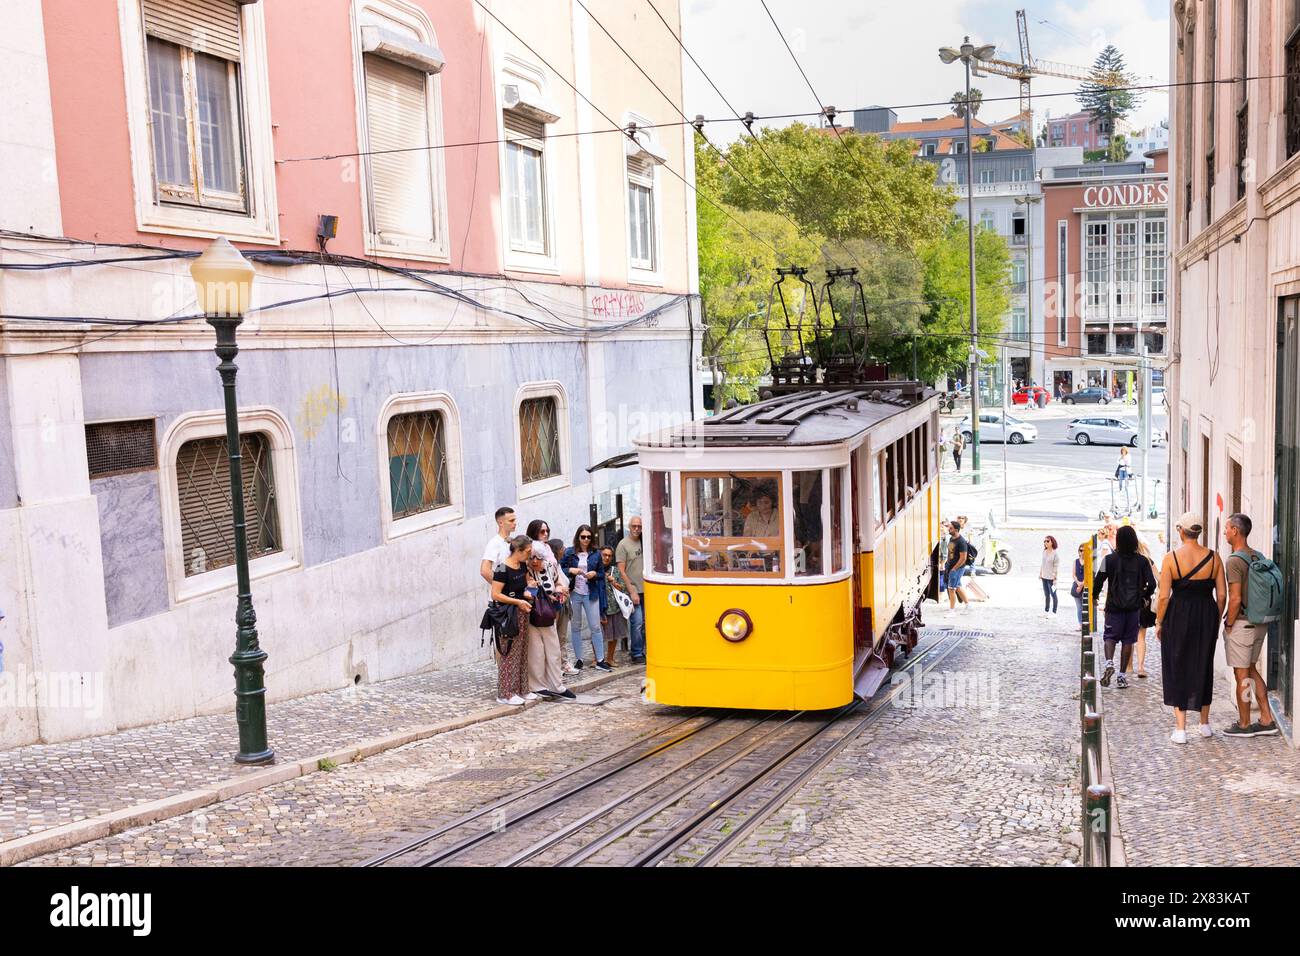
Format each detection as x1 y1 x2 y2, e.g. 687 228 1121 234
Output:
1109 554 1145 611
964 537 978 563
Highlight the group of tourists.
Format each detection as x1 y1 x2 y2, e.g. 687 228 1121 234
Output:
1038 511 1282 745
479 507 646 707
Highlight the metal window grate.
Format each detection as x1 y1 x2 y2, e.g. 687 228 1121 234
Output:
387 410 450 519
86 420 157 479
520 397 560 483
176 433 281 577
1289 27 1300 158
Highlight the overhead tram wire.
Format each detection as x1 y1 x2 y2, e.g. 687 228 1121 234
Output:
469 0 790 265
640 0 868 278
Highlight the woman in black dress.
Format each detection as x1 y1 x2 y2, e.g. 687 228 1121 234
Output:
1153 512 1227 745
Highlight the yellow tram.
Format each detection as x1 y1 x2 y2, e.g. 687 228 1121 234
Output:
633 382 942 710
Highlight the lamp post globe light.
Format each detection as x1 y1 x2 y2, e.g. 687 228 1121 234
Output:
190 237 274 765
939 37 996 485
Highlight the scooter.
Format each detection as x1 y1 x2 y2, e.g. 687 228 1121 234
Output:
968 511 1012 575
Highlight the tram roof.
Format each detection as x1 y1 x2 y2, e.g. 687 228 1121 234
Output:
635 383 936 451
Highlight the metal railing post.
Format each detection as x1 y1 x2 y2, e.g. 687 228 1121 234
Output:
1085 783 1113 867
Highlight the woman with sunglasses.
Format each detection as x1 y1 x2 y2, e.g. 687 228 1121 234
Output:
563 525 611 672
1071 544 1088 626
1039 535 1059 617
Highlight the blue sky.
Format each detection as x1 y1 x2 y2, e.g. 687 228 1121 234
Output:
680 0 1170 142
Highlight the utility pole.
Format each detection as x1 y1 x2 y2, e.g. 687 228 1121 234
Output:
1139 337 1151 517
1002 344 1010 521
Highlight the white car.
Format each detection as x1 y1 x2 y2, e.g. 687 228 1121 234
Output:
957 412 1038 445
1066 417 1164 447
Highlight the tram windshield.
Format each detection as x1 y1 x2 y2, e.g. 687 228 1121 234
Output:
681 472 783 577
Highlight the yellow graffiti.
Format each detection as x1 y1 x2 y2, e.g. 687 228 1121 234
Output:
296 385 347 440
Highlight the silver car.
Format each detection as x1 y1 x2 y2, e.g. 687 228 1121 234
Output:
1066 417 1161 447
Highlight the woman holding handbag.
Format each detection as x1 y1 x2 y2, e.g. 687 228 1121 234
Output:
490 535 535 706
525 550 574 700
563 525 610 671
600 546 632 665
1132 539 1157 678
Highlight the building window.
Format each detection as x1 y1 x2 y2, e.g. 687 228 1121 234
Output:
1011 307 1028 341
1115 332 1136 354
648 470 674 574
1085 221 1109 318
1010 259 1027 292
1113 220 1138 318
1011 166 1028 182
954 140 967 155
387 410 450 518
979 210 995 232
355 2 448 261
627 153 656 271
979 168 994 184
504 111 547 254
1144 217 1166 308
1087 333 1108 355
520 397 560 484
1057 220 1068 345
1144 330 1166 354
142 1 247 212
923 142 937 156
176 433 281 578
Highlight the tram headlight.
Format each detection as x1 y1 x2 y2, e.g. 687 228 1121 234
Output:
716 609 753 643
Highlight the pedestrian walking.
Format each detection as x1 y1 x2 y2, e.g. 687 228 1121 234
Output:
564 525 610 671
1221 513 1281 737
951 431 965 472
489 535 534 705
1154 512 1227 744
1131 538 1158 679
525 549 574 701
1093 525 1156 691
944 521 971 611
1071 543 1088 626
617 516 647 663
1116 447 1132 507
600 546 631 665
1039 535 1060 616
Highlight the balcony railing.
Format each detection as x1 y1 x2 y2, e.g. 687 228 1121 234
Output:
1010 232 1028 246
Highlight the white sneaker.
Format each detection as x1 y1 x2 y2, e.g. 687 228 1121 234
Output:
524 692 539 701
1170 729 1188 745
1198 723 1213 738
507 695 526 706
496 697 513 706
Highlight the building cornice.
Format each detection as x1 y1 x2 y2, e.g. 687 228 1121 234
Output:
1173 199 1249 267
1259 150 1300 216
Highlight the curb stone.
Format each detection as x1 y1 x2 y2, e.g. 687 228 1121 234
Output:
1 667 636 867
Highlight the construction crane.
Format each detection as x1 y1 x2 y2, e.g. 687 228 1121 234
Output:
971 9 1130 125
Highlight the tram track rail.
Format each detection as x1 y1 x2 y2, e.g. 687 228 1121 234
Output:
363 628 973 868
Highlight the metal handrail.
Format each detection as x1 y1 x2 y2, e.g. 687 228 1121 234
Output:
1079 535 1115 866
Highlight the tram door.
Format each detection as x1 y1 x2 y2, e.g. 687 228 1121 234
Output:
850 446 869 648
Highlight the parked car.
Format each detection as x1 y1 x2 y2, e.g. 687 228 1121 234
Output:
957 412 1038 445
1066 417 1164 447
1062 387 1113 405
1011 386 1051 407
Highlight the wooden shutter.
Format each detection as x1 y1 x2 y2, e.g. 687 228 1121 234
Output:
176 433 280 576
142 0 243 61
364 53 435 241
504 110 545 145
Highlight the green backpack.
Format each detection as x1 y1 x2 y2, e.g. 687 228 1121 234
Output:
1232 549 1285 625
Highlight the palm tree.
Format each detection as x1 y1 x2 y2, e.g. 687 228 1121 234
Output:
951 88 983 120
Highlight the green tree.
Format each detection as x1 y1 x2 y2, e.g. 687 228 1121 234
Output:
715 123 954 247
951 88 984 119
1078 45 1142 141
695 137 821 410
1107 132 1131 163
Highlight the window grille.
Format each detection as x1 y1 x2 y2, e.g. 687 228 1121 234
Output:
176 432 280 577
386 410 450 518
86 420 157 479
519 397 561 483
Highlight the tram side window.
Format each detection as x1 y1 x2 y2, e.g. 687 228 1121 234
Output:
830 466 845 573
882 449 896 521
793 470 824 577
912 428 923 490
872 453 885 529
648 469 674 574
891 440 905 514
681 472 783 577
904 432 916 500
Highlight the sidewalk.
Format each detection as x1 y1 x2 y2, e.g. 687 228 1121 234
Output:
0 653 637 866
1103 640 1300 865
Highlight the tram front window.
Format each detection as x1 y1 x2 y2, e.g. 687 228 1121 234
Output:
793 470 823 576
682 472 783 577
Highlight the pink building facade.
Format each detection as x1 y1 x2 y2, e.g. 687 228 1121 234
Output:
0 0 699 746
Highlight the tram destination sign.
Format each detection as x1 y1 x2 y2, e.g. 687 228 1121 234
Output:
1082 181 1169 209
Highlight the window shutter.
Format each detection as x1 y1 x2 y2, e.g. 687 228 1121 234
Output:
142 0 243 62
627 153 652 181
364 53 435 241
504 110 546 146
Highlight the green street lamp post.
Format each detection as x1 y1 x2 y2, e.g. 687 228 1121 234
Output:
191 237 274 765
940 36 996 485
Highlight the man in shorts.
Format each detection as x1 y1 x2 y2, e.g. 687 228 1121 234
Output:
1222 513 1280 737
945 521 971 611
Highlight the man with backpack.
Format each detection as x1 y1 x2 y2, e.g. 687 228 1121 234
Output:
944 521 971 612
1222 513 1281 737
1093 525 1157 689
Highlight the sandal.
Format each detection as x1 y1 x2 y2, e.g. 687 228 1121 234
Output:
1137 670 1148 679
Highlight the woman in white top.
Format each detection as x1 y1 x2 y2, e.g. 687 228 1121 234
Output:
1040 535 1060 616
1116 447 1132 503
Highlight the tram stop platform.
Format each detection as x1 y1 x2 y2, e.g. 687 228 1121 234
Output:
0 653 640 866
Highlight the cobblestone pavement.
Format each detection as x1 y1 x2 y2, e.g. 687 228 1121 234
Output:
21 678 674 866
0 645 634 843
718 567 1085 866
1103 636 1300 865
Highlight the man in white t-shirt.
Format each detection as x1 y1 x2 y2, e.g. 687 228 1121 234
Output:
480 506 517 590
